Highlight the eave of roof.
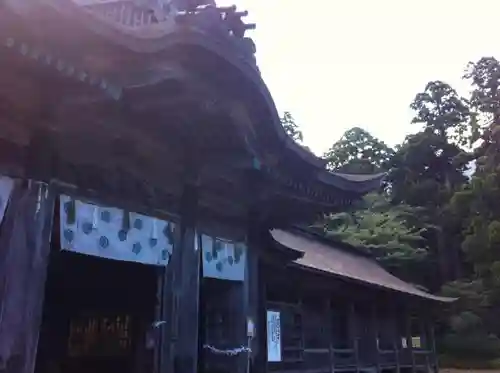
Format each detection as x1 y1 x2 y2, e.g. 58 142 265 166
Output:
270 229 456 303
317 171 386 194
0 35 121 99
4 1 386 195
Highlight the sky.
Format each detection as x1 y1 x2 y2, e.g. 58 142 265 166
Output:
217 0 500 156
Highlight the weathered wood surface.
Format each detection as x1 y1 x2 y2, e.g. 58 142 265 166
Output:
171 183 200 373
262 263 438 373
0 181 55 373
245 228 259 373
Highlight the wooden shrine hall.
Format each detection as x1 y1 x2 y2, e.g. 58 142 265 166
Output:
263 228 453 373
0 1 453 373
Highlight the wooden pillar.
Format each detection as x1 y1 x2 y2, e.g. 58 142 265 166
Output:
371 304 381 373
419 313 432 373
298 293 305 373
171 183 200 373
350 304 360 373
0 181 55 373
391 304 401 373
429 322 438 373
406 314 416 373
244 164 270 373
245 216 261 373
154 213 181 373
327 298 335 373
422 317 431 373
256 260 268 373
155 245 176 373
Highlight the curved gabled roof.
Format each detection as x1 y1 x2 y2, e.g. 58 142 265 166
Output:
2 0 386 199
317 171 386 194
271 229 455 303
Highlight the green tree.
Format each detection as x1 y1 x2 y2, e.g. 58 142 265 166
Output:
321 192 432 285
464 57 500 125
387 81 472 285
281 111 303 143
388 81 472 212
438 57 500 362
388 132 470 208
324 127 395 174
410 80 471 146
325 193 427 261
454 56 500 282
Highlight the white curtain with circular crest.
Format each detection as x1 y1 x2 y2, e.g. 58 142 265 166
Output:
60 195 176 266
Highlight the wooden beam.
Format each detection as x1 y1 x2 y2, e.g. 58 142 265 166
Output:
0 66 45 114
0 139 25 178
25 128 56 183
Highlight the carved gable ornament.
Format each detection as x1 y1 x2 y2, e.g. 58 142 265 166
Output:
70 0 178 34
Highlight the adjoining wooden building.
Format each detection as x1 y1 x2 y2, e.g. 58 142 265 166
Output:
263 228 453 373
0 1 453 373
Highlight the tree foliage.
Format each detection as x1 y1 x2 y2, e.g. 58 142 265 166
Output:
281 111 303 143
395 80 471 203
386 80 478 288
324 192 428 263
454 58 500 275
436 58 500 358
465 57 500 122
410 80 471 145
388 131 470 208
324 127 395 174
307 56 500 363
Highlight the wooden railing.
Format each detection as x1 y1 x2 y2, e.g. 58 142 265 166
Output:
80 1 256 37
81 1 174 28
265 296 437 373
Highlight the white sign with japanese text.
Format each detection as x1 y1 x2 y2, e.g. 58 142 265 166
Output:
267 310 282 362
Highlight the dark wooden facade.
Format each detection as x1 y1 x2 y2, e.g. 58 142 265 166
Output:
249 228 454 373
0 2 448 373
261 256 440 373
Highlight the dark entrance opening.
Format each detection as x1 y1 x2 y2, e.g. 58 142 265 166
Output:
200 277 245 373
34 246 159 373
